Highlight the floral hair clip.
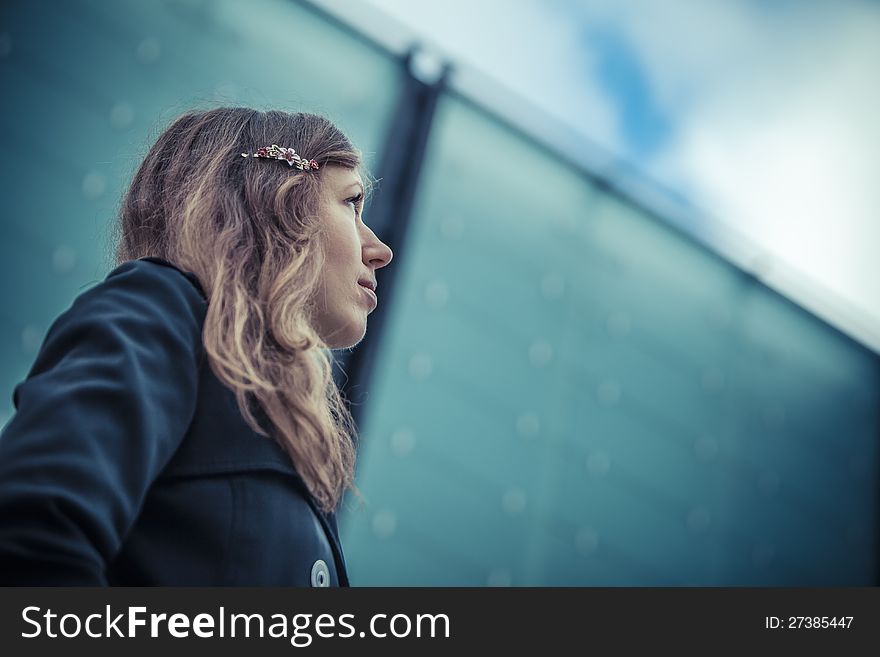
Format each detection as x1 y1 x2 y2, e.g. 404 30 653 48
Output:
241 144 320 171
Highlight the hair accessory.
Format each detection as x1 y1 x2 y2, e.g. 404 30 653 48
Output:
241 144 320 171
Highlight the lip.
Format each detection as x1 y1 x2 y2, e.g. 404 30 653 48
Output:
359 282 378 307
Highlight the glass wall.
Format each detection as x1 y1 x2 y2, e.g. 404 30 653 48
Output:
341 92 879 585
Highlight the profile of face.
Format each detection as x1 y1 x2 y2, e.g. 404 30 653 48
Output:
309 165 393 349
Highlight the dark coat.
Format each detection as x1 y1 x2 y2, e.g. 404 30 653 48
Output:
0 257 349 586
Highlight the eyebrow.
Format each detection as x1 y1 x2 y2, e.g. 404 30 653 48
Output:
345 181 365 195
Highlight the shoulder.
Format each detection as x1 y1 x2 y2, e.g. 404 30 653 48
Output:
105 257 207 303
71 257 208 326
43 257 209 359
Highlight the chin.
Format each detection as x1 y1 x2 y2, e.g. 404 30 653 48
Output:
326 318 368 350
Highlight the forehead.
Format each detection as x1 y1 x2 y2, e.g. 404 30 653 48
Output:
323 165 362 190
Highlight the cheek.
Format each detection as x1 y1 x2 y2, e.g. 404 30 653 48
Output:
325 217 362 258
319 219 363 300
324 267 356 306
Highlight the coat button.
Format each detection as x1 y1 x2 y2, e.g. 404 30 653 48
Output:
310 559 330 587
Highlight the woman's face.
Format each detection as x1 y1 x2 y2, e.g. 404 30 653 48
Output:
310 165 393 349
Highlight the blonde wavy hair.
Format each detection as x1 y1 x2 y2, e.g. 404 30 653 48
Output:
113 107 367 514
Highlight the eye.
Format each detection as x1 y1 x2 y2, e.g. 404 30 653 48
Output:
345 192 364 217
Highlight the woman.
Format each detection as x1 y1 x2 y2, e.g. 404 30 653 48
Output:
0 107 393 586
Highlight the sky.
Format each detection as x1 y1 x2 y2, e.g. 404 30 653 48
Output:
357 0 880 353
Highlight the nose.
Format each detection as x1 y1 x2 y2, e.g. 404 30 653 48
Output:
362 226 393 270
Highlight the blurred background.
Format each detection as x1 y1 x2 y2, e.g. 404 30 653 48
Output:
0 0 877 585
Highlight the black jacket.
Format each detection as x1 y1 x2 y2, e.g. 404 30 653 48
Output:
0 257 349 586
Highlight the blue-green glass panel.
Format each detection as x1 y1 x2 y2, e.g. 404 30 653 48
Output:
341 93 879 586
